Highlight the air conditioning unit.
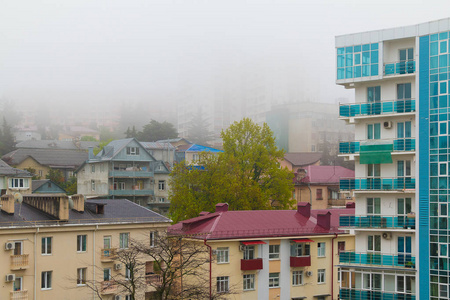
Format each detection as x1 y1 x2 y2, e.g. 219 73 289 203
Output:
114 295 121 300
114 263 122 270
306 271 313 277
5 274 15 282
5 242 15 250
384 121 393 129
212 250 217 255
239 244 246 251
382 232 392 240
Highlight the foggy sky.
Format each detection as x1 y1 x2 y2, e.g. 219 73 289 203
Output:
1 0 450 108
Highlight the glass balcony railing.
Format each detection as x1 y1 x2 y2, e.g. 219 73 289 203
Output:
384 60 415 76
340 178 415 191
340 289 416 300
339 99 415 117
339 215 415 229
109 189 154 196
339 251 416 268
339 138 415 154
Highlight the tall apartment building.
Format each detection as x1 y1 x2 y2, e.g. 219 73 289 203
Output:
336 18 450 300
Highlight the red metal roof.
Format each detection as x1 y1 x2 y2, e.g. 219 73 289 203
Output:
241 241 266 245
292 238 314 243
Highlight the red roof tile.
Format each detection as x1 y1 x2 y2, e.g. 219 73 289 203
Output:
298 165 354 184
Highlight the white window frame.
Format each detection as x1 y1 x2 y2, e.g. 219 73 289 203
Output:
77 235 87 252
317 242 326 257
216 247 229 264
120 233 130 249
13 276 23 291
126 147 139 155
91 165 95 173
103 268 111 281
292 270 303 286
317 269 326 284
41 271 52 290
77 268 86 286
158 180 166 191
150 231 156 248
42 237 52 255
368 235 381 252
243 274 255 291
269 272 280 288
9 178 29 189
216 276 229 293
243 245 255 260
91 180 95 191
125 266 131 280
269 244 280 260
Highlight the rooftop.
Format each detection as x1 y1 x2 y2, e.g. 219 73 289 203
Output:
2 148 88 168
15 140 98 150
0 160 32 177
296 165 355 184
283 152 322 167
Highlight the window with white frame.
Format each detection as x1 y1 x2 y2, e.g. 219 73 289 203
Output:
126 147 139 155
159 197 165 203
119 182 125 190
125 295 131 300
216 276 229 293
243 246 255 260
291 243 310 257
150 231 157 247
216 247 229 263
317 269 326 284
91 180 95 191
91 165 95 173
13 277 22 291
158 180 166 191
317 242 326 257
269 272 280 288
368 235 381 252
42 237 52 255
269 244 280 259
120 233 130 249
292 270 303 286
41 271 52 289
363 273 381 290
103 268 111 281
396 275 415 294
125 266 131 280
77 268 86 285
77 235 87 252
243 274 255 291
9 178 29 188
193 154 200 161
367 197 381 215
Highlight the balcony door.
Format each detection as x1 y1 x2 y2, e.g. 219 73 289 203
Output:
397 198 412 228
397 160 412 189
397 83 412 112
399 48 414 74
397 236 412 266
367 86 381 114
396 122 412 151
13 241 23 256
367 164 381 190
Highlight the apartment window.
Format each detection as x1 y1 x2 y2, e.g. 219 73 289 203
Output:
42 237 52 255
91 165 95 173
9 178 29 188
368 235 381 252
338 241 346 254
243 274 255 291
269 245 280 259
104 236 111 249
367 198 381 215
77 268 86 285
39 170 43 177
119 182 125 190
150 231 157 248
158 180 166 191
291 243 310 257
13 277 22 291
125 267 131 280
316 188 323 200
216 276 229 293
367 123 381 140
77 235 87 252
120 233 130 249
269 273 280 288
41 271 52 289
103 268 111 281
363 273 382 290
126 147 139 155
367 164 381 177
91 180 95 191
243 246 255 260
397 82 412 100
125 296 131 300
217 247 229 264
159 197 165 203
317 269 326 284
367 86 381 102
193 154 200 161
292 270 303 286
317 242 326 257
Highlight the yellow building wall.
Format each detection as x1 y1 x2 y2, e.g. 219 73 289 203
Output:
14 157 50 180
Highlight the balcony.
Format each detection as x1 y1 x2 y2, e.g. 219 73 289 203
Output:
339 138 415 155
339 251 416 268
100 281 117 294
384 60 415 76
290 256 311 267
101 248 118 262
146 274 163 285
109 189 154 196
340 178 415 191
339 215 415 229
241 258 263 271
10 254 29 270
339 99 415 118
340 289 415 300
109 170 153 178
10 290 28 300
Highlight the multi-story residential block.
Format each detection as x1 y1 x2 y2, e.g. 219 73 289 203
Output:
0 193 170 300
0 160 33 195
169 202 355 300
334 18 450 300
77 138 161 208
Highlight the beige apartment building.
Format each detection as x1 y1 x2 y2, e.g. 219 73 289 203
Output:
0 194 170 300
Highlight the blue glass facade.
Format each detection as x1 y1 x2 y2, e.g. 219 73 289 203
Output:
337 43 379 80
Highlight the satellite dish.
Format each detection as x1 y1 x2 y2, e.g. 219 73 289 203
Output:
68 197 74 210
14 192 23 204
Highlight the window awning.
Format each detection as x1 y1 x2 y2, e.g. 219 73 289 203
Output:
241 241 266 245
359 143 393 164
291 239 314 243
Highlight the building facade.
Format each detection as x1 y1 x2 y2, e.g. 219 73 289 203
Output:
335 18 450 300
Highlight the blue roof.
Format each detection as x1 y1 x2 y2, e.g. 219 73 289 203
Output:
179 144 223 153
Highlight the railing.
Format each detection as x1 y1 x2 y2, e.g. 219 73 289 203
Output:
109 189 154 196
241 258 263 270
10 290 28 300
100 248 118 262
339 215 415 229
100 281 117 294
290 256 311 267
340 178 415 191
339 138 415 154
339 251 416 268
146 274 163 285
384 60 415 76
339 99 415 117
109 171 153 178
340 289 416 300
10 254 29 270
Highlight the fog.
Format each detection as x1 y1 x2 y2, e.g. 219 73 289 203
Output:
1 0 449 128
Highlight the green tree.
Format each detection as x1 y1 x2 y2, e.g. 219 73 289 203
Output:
125 126 138 138
169 118 294 223
46 169 65 185
80 135 98 141
62 176 77 195
187 108 213 146
94 139 113 155
0 118 15 155
24 167 41 180
137 120 177 142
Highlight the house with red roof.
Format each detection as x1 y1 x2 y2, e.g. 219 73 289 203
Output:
169 202 355 300
293 165 355 210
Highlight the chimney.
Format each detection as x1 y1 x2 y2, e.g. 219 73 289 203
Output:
317 212 332 229
297 202 311 218
346 202 355 208
23 194 69 221
215 203 229 213
88 147 94 159
0 194 14 215
71 194 85 212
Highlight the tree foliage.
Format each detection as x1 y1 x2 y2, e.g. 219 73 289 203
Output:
169 118 294 223
0 118 15 156
137 120 178 142
80 135 98 141
187 108 213 146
